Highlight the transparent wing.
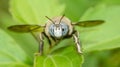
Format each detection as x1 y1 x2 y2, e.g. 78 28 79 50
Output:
8 25 44 33
73 20 104 27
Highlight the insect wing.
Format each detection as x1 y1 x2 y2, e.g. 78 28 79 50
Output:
8 25 44 33
73 20 104 27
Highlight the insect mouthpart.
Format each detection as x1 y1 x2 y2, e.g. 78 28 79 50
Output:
53 24 62 38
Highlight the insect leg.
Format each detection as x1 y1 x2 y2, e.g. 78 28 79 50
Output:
38 33 44 55
72 31 82 54
43 33 52 48
30 32 44 55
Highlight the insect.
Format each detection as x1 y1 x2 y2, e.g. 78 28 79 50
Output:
8 15 104 55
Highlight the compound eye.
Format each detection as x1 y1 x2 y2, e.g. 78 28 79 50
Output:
59 22 69 36
62 26 68 36
62 28 64 31
49 24 55 37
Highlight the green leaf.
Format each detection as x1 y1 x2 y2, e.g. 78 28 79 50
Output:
0 29 32 67
0 10 38 60
10 0 65 24
10 0 103 23
59 0 102 21
80 3 120 52
34 45 83 67
33 37 83 67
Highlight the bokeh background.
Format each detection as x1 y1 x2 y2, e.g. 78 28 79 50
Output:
0 0 120 67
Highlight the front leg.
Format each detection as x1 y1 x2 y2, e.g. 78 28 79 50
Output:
31 32 44 56
72 31 82 54
38 33 44 55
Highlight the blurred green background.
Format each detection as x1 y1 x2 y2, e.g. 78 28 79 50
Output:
0 0 120 67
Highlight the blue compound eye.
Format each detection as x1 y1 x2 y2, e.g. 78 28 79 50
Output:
49 24 54 37
60 22 69 36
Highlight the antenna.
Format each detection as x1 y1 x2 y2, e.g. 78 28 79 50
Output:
59 14 65 24
45 16 55 24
